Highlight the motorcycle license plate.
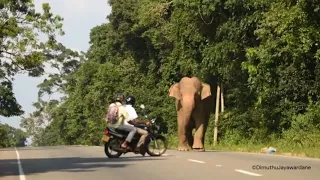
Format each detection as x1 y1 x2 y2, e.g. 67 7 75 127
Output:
102 135 110 142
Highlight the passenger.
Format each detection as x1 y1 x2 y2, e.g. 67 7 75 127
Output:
106 93 137 149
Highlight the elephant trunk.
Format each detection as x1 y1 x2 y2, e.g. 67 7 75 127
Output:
181 95 195 119
177 94 195 149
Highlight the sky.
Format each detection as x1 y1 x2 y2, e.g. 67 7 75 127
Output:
0 0 112 129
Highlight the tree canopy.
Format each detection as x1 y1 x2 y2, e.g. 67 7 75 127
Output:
0 0 64 117
0 122 27 147
4 0 319 153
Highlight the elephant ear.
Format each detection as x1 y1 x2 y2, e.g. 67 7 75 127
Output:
201 83 211 100
169 83 181 100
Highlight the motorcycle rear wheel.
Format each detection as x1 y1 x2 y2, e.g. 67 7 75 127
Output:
104 139 123 158
145 135 167 156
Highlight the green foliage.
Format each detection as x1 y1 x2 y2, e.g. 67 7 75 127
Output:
281 102 320 148
18 0 320 157
19 44 84 146
0 0 64 116
0 80 23 116
0 123 27 147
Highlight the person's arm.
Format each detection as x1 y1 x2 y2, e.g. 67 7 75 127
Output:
131 109 148 124
133 117 147 124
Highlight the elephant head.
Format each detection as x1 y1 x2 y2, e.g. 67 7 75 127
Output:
169 77 211 108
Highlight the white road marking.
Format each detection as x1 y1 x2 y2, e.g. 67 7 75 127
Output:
162 153 169 156
235 169 262 176
15 147 26 180
216 165 222 167
187 159 205 164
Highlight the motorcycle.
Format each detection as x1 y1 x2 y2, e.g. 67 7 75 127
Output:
101 104 167 158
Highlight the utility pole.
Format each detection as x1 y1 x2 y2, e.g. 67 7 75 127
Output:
213 82 221 146
221 83 224 113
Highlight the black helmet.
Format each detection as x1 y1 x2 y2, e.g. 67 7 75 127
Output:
115 93 124 102
125 96 136 106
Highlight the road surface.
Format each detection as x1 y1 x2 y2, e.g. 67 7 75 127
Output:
1 146 320 180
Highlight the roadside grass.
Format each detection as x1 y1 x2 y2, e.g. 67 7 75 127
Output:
164 134 320 159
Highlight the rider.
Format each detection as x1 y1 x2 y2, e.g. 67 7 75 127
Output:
124 95 149 154
107 93 137 149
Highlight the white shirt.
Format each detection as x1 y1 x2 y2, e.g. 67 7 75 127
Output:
123 105 138 126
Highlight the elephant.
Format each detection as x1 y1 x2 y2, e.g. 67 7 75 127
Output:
169 76 213 151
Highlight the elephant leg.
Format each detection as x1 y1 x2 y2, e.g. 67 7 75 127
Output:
192 113 207 151
201 116 209 149
177 110 190 151
186 118 195 148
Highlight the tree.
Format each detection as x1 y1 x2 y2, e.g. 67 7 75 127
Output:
0 123 27 147
0 0 64 117
23 0 320 153
20 44 85 144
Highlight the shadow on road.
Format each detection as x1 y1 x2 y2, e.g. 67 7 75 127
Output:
0 146 78 151
0 147 66 151
0 156 165 177
0 148 15 151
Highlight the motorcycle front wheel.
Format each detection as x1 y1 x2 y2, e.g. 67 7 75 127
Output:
145 135 167 156
104 138 123 158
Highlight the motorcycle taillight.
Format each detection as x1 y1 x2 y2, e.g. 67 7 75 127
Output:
105 129 109 135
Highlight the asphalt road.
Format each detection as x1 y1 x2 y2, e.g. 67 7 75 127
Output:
1 146 320 180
